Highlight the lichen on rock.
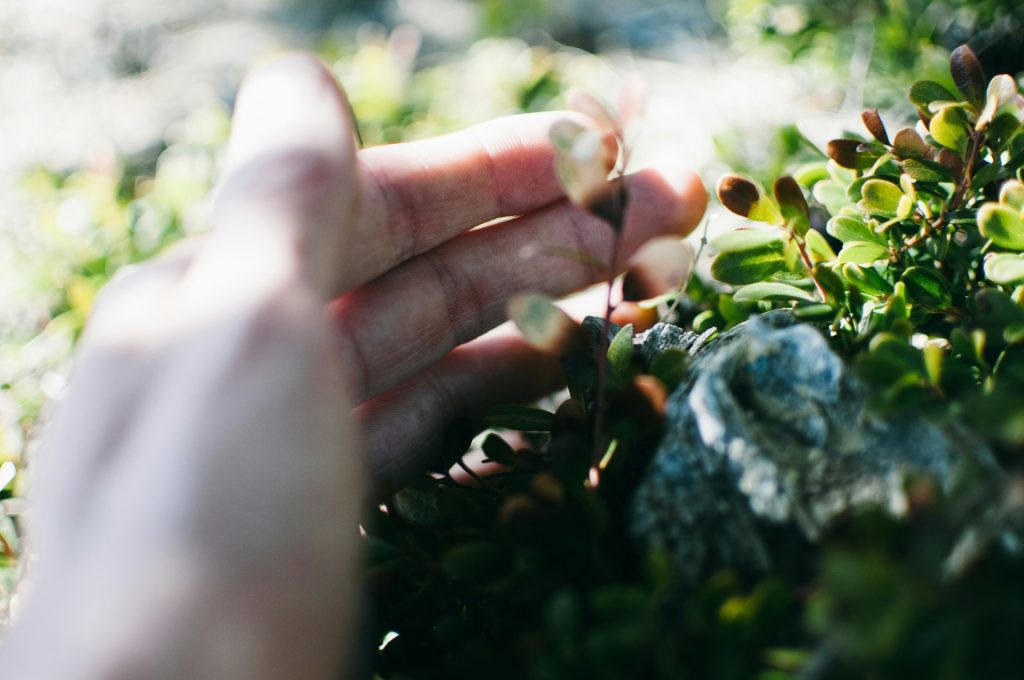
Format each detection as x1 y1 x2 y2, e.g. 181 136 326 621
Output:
631 311 991 585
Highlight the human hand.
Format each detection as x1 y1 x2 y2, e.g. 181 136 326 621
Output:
5 54 705 679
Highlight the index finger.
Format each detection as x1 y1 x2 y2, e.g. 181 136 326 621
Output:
338 112 586 292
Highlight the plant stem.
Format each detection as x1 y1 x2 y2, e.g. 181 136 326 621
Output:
589 173 627 489
665 217 711 320
903 130 984 252
795 236 828 301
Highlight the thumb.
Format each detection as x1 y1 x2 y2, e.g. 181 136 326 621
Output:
182 54 360 312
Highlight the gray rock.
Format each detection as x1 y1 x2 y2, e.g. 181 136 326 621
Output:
631 311 986 585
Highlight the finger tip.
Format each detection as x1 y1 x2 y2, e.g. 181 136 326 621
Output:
624 165 707 245
229 52 356 171
674 169 708 236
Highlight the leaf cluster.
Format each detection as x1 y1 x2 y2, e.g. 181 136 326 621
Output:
711 46 1024 425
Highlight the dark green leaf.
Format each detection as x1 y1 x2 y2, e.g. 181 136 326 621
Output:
441 542 504 581
483 404 555 431
909 81 957 115
393 485 442 524
650 348 689 390
813 263 845 302
901 266 952 309
843 263 894 297
901 159 952 182
607 323 635 387
711 241 787 285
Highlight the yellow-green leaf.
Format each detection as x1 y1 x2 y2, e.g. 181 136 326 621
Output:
858 180 904 217
837 241 889 265
999 180 1024 213
734 281 816 303
929 107 969 154
978 202 1024 250
985 253 1024 285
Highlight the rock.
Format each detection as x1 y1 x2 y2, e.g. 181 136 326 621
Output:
630 311 990 585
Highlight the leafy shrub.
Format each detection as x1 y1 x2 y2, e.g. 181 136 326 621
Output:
363 45 1024 678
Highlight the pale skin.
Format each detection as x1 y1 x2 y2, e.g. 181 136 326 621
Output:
1 54 706 678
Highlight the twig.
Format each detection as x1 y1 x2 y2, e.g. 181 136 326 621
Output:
795 236 828 301
589 176 626 489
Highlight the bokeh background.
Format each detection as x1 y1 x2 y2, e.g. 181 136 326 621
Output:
2 0 1023 626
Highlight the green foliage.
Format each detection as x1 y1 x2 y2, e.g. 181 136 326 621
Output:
363 44 1024 679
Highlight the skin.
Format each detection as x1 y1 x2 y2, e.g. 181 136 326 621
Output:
1 54 706 678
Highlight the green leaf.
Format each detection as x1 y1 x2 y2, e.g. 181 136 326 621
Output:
792 303 836 321
794 161 829 187
812 179 849 215
711 242 787 285
901 158 952 182
805 229 837 262
483 404 554 431
441 542 504 581
843 263 894 297
978 202 1024 250
985 253 1024 285
507 294 581 355
709 229 784 253
813 264 845 302
929 107 969 154
901 266 952 309
858 179 904 217
837 241 889 265
393 485 442 525
950 44 987 109
827 215 884 244
999 180 1024 212
716 175 783 224
650 348 688 389
607 323 635 387
733 281 817 303
774 176 810 237
909 80 957 114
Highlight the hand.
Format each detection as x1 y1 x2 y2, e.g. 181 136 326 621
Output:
4 54 705 679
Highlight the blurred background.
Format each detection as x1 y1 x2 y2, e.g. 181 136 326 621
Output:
1 0 1023 623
